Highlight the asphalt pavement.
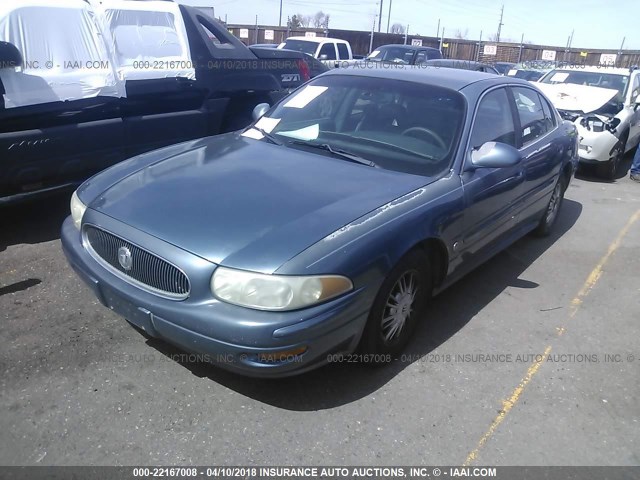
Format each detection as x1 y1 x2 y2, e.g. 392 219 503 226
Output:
1 154 639 466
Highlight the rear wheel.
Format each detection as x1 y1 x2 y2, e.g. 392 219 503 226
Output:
533 176 566 237
360 250 432 360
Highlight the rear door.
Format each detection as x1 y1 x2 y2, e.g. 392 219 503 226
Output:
460 87 525 256
101 4 212 156
0 3 126 201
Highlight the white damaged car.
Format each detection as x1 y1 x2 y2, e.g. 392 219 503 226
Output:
537 66 640 179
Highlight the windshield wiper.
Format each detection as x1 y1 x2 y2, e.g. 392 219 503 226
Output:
288 140 378 168
249 126 284 146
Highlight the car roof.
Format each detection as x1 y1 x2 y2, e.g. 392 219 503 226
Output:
549 65 631 75
425 59 486 67
284 36 348 44
377 44 439 51
323 65 530 91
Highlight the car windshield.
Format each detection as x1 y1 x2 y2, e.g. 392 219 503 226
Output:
540 69 629 97
250 75 466 177
281 39 318 56
367 46 415 64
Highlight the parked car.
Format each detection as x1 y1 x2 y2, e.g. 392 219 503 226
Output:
252 47 328 79
0 0 308 205
278 36 353 67
364 44 442 65
62 67 578 377
506 61 555 82
493 62 516 75
425 59 499 74
537 66 640 179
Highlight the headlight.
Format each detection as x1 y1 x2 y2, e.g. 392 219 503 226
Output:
70 191 87 230
211 267 353 311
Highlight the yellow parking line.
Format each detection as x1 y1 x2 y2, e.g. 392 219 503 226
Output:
463 208 640 466
569 209 640 318
463 345 551 466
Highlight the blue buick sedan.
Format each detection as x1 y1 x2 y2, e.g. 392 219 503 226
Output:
62 67 578 377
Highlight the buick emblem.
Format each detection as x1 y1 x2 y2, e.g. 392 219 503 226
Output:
117 246 133 271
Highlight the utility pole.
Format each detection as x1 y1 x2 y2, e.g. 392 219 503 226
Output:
377 1 384 33
370 14 376 53
255 14 259 44
386 0 392 34
618 36 626 67
278 0 283 27
439 27 444 52
436 18 440 39
496 4 504 43
476 30 482 61
518 33 524 63
404 24 409 45
564 29 574 62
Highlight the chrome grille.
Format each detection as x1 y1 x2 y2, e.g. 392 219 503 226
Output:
85 226 190 299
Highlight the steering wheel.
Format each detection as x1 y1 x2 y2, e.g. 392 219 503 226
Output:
401 127 447 150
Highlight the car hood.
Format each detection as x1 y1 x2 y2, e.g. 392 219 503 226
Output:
89 134 432 273
536 83 619 114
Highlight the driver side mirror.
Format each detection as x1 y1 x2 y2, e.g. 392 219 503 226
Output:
0 41 22 69
252 102 270 122
470 142 522 169
318 54 328 61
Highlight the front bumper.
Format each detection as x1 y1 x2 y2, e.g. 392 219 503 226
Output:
575 123 619 164
61 216 371 378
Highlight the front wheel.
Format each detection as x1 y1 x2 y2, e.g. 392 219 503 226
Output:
598 136 626 180
359 250 432 360
533 176 566 237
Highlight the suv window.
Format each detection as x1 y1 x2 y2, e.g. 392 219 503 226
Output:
415 51 428 64
470 88 516 148
319 43 336 60
631 74 640 103
337 43 349 60
512 87 553 147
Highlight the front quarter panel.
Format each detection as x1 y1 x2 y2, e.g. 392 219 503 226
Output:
276 175 465 295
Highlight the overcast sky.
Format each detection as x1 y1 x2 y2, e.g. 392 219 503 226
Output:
177 0 639 50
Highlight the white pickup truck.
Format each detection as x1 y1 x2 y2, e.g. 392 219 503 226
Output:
278 36 353 68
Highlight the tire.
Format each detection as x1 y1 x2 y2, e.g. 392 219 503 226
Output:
533 175 566 237
359 250 432 360
598 135 627 181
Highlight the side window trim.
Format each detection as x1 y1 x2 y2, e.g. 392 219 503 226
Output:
463 85 519 172
510 85 559 150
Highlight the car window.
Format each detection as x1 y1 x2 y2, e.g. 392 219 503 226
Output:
470 88 516 148
337 43 349 60
281 39 317 56
540 95 557 128
258 75 466 177
631 75 640 103
541 70 629 99
319 43 337 60
415 51 428 64
512 87 553 147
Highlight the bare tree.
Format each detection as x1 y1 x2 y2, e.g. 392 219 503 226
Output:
487 33 499 41
312 11 330 29
454 28 468 39
390 23 405 34
294 13 311 28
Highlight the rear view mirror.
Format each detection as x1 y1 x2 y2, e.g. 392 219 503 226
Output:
252 103 270 121
0 41 22 69
470 142 522 169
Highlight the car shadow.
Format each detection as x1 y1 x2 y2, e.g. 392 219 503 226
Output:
575 149 636 183
143 198 583 411
0 191 71 252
